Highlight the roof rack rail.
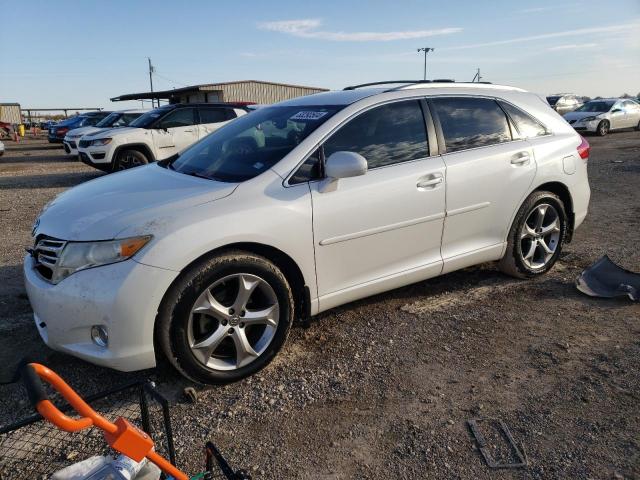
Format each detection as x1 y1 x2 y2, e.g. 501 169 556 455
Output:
344 79 494 91
344 80 433 90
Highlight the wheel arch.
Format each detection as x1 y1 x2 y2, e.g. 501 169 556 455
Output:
112 143 156 166
532 181 575 242
154 241 310 342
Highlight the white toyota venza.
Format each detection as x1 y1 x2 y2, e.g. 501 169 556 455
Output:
24 82 591 383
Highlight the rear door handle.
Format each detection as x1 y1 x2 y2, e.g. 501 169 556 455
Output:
511 152 531 165
417 175 443 189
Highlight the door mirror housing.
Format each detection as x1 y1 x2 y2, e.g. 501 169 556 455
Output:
319 151 368 193
325 151 367 179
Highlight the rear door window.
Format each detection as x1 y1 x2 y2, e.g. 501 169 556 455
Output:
431 97 512 153
499 101 548 138
157 108 196 129
323 100 429 169
198 108 230 124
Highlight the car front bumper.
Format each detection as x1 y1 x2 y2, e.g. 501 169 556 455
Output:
77 144 115 170
63 139 80 155
568 119 600 133
24 254 179 371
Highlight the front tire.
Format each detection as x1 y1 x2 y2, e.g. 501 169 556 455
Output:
499 191 567 279
156 251 294 384
596 120 609 136
114 149 149 171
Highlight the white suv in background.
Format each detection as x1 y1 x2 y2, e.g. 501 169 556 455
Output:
25 81 590 383
63 109 148 156
77 103 250 171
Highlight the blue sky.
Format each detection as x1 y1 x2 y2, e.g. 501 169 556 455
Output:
1 0 639 110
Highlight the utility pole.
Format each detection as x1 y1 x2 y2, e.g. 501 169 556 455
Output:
472 67 482 83
147 57 155 108
417 47 434 80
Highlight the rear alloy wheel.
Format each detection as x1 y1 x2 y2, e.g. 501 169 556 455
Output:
157 251 294 384
114 149 149 171
596 120 609 136
499 191 567 278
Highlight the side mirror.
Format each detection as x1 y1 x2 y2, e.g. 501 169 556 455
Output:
319 151 368 193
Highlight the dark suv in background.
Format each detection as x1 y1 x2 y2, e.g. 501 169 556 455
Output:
546 94 584 115
48 111 111 143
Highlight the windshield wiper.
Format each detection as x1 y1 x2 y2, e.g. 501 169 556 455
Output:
185 170 216 181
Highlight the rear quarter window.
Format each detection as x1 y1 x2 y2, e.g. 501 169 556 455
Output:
499 101 549 138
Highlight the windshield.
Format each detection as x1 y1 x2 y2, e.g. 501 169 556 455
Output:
58 116 83 126
96 112 143 128
168 105 342 182
575 101 615 113
96 112 121 127
129 106 173 128
546 96 561 106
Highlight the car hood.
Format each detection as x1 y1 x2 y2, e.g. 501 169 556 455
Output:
84 126 141 138
35 164 238 241
66 126 99 138
564 111 606 121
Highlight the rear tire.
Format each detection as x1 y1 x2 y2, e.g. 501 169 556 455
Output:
156 251 294 384
113 149 149 171
499 191 568 279
596 120 609 136
635 120 640 131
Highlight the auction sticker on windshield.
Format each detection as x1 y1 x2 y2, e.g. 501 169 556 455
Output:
290 111 328 121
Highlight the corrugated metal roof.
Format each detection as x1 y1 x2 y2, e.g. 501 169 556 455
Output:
111 80 328 102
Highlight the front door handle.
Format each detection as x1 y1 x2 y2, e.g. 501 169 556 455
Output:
511 152 531 166
417 176 443 189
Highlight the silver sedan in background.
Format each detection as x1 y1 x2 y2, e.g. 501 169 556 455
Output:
564 98 640 136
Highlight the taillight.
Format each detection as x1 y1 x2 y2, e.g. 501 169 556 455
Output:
577 136 590 160
57 127 69 136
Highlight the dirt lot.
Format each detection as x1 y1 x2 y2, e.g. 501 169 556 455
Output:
0 134 638 479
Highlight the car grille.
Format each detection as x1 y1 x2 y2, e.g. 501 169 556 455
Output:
32 237 66 281
79 139 91 148
68 141 77 149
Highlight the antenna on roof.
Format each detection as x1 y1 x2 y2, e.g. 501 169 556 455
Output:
472 68 482 83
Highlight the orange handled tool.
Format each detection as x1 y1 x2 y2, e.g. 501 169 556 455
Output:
22 363 189 480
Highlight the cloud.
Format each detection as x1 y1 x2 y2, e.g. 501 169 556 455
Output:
258 19 462 42
547 43 598 51
443 23 639 50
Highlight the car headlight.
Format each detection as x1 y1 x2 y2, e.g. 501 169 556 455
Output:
581 116 597 122
91 137 112 146
51 235 151 283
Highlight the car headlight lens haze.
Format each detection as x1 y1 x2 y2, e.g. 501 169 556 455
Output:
91 137 112 146
51 235 152 283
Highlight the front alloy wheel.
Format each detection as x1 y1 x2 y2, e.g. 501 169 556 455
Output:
157 251 294 384
188 273 279 371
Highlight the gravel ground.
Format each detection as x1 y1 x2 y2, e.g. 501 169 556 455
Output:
0 133 638 479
